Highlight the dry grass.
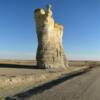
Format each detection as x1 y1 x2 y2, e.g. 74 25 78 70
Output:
0 60 100 67
0 60 36 65
0 60 99 98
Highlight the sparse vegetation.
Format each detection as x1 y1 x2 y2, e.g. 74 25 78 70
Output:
0 60 98 98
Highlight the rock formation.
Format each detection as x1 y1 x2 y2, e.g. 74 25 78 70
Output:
34 4 68 69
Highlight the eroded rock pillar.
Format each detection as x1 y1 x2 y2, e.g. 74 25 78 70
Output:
34 4 68 69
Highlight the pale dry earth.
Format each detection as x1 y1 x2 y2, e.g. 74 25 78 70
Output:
0 60 99 99
17 66 100 100
0 66 86 98
0 60 90 99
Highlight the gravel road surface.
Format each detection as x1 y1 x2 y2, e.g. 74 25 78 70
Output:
15 67 100 100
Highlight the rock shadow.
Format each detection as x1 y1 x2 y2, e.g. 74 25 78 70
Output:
0 63 40 69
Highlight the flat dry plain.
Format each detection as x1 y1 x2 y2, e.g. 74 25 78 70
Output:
0 60 99 99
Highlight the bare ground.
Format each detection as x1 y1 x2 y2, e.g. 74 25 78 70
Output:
21 66 100 100
0 60 99 99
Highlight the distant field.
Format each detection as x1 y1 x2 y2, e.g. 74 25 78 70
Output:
69 60 100 67
0 60 36 65
0 60 100 67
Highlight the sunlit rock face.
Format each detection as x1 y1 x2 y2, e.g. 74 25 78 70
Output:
34 5 68 69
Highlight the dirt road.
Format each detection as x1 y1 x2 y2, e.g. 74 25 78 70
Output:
14 67 100 100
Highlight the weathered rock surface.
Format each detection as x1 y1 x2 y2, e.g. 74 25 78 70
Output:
34 4 68 69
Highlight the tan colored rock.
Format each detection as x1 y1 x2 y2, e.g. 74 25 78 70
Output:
34 4 68 69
